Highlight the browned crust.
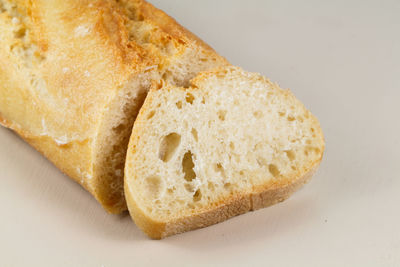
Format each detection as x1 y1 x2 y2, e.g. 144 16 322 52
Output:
134 0 218 53
0 112 128 214
126 162 320 239
0 113 95 198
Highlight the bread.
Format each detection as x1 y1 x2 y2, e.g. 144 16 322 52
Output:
124 66 325 239
0 0 227 213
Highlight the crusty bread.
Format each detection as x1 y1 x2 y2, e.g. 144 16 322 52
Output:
0 0 227 213
125 66 325 239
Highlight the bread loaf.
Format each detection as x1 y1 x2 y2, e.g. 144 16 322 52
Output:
124 67 325 238
0 0 227 213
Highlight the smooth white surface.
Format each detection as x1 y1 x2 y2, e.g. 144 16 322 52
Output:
1 0 399 266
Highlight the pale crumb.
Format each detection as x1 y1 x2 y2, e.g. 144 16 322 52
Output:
84 70 91 77
62 67 70 73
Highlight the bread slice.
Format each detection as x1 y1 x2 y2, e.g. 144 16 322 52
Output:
0 0 227 213
125 66 325 239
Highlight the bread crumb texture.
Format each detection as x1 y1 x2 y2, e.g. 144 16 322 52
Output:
125 66 324 237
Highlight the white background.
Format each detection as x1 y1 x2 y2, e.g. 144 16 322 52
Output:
1 0 399 266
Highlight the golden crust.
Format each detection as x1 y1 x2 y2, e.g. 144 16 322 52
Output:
0 0 225 213
130 0 217 52
0 0 139 213
126 164 320 239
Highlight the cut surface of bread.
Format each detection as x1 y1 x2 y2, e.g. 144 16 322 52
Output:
0 0 227 213
125 66 325 238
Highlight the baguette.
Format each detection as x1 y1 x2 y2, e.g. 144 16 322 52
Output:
124 67 325 238
0 0 227 213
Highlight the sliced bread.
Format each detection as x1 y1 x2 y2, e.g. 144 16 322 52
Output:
124 66 325 238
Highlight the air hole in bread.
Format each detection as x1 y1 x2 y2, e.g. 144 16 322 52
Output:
305 146 320 155
268 164 280 177
191 128 198 142
182 151 196 181
229 142 235 150
217 110 227 121
159 133 181 162
285 150 295 161
161 71 170 80
279 111 285 117
145 175 162 199
287 116 295 121
214 163 226 179
147 110 155 119
155 80 163 90
184 183 194 192
214 163 223 171
193 189 202 202
207 182 215 192
185 93 195 104
176 101 182 109
167 188 174 195
201 97 206 104
224 183 232 191
14 27 26 38
253 110 263 119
